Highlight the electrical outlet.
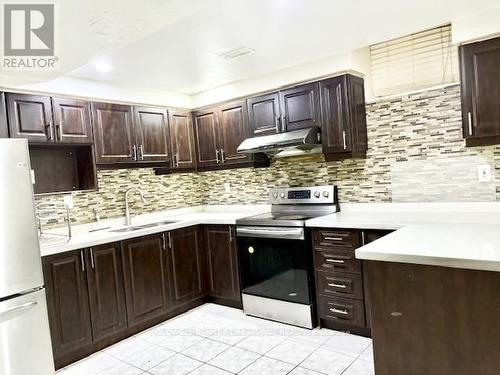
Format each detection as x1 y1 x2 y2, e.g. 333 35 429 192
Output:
477 165 492 182
223 182 231 193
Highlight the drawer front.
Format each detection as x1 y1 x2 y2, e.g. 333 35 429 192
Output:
316 271 363 300
314 249 361 274
319 295 365 327
314 229 359 249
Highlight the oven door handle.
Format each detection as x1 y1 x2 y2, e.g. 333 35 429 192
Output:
236 226 304 240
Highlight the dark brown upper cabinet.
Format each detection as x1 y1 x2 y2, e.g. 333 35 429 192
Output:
247 92 280 136
217 100 252 165
247 82 321 136
134 106 171 163
168 109 196 170
279 82 321 131
459 36 500 146
52 98 93 144
193 108 220 168
320 74 367 160
92 102 135 164
0 93 8 138
6 93 54 142
193 100 266 170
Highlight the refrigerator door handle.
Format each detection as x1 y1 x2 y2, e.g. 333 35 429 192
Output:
0 301 38 322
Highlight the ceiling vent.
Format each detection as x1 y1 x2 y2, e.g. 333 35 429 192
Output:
216 47 255 60
370 24 459 96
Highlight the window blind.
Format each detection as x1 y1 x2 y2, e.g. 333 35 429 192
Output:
370 25 458 96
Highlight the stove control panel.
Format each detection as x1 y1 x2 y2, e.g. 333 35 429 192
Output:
269 186 337 205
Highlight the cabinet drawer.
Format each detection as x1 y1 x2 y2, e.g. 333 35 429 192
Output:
314 249 361 274
313 229 359 250
316 271 363 300
319 295 365 327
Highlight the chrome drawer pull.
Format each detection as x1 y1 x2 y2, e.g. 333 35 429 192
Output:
324 237 343 241
329 283 347 289
326 259 345 264
330 307 348 315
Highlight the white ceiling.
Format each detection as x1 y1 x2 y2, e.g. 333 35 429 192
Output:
2 0 500 101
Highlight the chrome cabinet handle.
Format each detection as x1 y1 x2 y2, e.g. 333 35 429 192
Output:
54 122 62 141
132 145 138 161
342 130 347 150
467 112 473 136
220 149 225 163
281 115 286 132
45 122 52 140
215 149 220 164
90 248 95 269
161 233 167 251
80 250 85 272
228 226 233 242
361 231 366 246
330 307 348 315
326 259 345 264
325 236 343 241
168 232 172 248
172 153 177 168
275 116 280 132
176 152 180 167
139 145 144 160
328 283 347 289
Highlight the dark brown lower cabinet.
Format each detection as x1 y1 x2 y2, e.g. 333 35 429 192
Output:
204 225 241 307
43 250 93 369
86 243 128 341
312 228 391 337
121 234 171 326
167 227 204 306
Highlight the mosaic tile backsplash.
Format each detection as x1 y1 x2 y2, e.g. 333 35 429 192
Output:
35 84 500 227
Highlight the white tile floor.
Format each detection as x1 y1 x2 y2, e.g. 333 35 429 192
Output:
57 304 374 375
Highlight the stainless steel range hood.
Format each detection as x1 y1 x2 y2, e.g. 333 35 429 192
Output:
237 127 321 158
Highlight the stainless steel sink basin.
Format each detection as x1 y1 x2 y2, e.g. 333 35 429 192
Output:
109 220 176 233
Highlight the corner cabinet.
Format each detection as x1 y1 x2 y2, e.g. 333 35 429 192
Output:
204 225 241 307
319 74 367 160
459 36 500 146
194 100 269 170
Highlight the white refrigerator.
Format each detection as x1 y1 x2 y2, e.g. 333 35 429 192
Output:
0 139 55 375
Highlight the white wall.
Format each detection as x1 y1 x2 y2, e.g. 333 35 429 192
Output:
191 47 373 108
452 4 500 43
0 76 193 108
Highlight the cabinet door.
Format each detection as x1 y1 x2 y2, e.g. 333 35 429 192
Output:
247 92 281 136
193 109 220 168
134 106 170 162
169 110 196 170
218 100 252 165
92 102 135 164
6 93 54 142
167 227 204 306
460 37 500 144
0 93 7 138
279 82 321 131
42 250 92 365
320 76 350 153
86 243 127 342
122 234 170 326
205 226 240 302
52 97 93 144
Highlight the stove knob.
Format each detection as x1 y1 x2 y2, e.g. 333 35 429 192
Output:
280 192 286 199
323 191 330 198
273 192 279 199
314 191 321 198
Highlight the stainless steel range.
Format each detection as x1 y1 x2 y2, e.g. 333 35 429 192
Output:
236 185 339 329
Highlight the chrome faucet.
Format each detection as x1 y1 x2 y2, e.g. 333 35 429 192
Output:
125 187 147 226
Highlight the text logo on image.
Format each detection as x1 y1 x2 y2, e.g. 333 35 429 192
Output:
3 3 58 70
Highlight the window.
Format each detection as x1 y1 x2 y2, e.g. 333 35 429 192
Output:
370 25 458 96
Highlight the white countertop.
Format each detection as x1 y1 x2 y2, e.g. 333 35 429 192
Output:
39 205 269 257
306 202 500 272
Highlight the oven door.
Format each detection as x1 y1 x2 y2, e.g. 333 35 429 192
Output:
236 226 313 305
